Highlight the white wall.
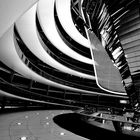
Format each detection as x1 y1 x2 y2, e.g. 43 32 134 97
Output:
0 0 38 38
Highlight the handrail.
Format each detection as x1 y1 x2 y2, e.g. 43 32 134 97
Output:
36 13 93 75
14 25 105 92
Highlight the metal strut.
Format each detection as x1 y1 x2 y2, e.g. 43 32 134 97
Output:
80 0 140 114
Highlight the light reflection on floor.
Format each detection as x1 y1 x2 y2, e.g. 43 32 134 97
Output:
0 110 88 140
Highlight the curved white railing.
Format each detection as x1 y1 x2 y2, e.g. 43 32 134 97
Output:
15 4 94 80
55 0 90 48
37 0 92 65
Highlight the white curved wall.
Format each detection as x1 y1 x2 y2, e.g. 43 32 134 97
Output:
15 4 95 80
37 0 93 65
0 0 38 38
0 25 97 94
55 0 90 48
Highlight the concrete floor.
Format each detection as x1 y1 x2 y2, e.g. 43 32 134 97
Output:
0 110 88 140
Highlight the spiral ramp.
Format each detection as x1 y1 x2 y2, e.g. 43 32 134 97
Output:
1 0 138 110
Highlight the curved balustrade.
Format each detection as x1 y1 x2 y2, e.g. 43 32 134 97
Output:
15 3 94 80
0 61 81 107
0 80 81 108
36 14 94 75
14 25 103 93
37 0 92 65
82 0 139 106
0 58 130 109
0 68 129 109
0 0 136 109
16 39 127 96
54 0 90 58
0 24 72 94
87 30 126 95
14 38 107 93
79 1 140 111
